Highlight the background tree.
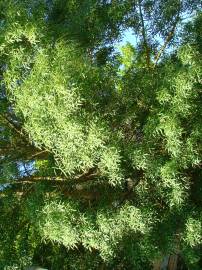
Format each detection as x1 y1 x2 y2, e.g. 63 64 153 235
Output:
0 1 201 269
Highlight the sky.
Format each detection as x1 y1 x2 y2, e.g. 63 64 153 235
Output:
119 28 136 46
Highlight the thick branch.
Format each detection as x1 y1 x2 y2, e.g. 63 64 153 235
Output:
15 175 67 183
0 178 100 201
0 169 99 189
154 16 180 67
0 177 67 193
138 0 150 68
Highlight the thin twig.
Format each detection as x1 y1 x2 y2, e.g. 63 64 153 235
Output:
27 149 50 160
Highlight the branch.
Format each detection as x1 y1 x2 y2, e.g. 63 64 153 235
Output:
26 149 50 161
0 113 50 161
2 189 101 201
0 178 100 201
15 175 67 183
0 176 68 188
75 167 100 183
153 16 180 67
0 113 26 139
138 0 150 68
1 169 99 189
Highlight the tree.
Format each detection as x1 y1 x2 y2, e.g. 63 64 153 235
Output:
0 1 201 269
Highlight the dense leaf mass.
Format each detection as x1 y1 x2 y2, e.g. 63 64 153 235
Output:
0 1 202 269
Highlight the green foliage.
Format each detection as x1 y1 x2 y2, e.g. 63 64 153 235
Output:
37 200 151 261
0 1 202 269
118 42 136 72
184 217 202 247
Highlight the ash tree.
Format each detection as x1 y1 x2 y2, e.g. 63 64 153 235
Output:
0 1 202 269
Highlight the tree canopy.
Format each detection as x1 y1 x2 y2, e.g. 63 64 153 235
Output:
0 1 202 269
